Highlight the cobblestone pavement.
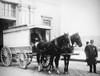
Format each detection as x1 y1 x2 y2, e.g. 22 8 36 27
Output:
0 60 100 76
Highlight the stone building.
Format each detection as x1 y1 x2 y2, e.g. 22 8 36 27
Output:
0 0 61 49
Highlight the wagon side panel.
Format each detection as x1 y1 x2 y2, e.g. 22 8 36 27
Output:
3 30 30 47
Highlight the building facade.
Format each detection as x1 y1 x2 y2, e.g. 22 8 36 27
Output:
0 0 61 49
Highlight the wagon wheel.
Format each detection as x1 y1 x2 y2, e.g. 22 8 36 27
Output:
19 51 28 69
1 46 12 67
42 55 50 68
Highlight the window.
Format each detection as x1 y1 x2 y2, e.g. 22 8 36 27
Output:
41 16 52 41
41 16 52 26
43 19 51 26
0 19 16 30
1 2 17 30
2 2 16 18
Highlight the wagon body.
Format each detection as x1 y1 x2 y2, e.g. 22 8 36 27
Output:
3 25 51 52
1 25 51 67
4 28 30 47
3 26 31 54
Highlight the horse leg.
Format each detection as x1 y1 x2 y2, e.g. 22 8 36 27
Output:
64 55 70 73
39 53 45 71
48 55 54 74
64 55 68 73
67 55 71 72
55 54 60 74
37 53 42 72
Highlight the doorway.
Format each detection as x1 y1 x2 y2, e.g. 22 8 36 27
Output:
0 19 16 49
0 19 4 50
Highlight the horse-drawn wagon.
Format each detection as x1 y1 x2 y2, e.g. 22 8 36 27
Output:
1 24 83 74
0 25 51 69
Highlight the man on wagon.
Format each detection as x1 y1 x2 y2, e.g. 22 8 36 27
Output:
31 30 41 45
31 29 43 71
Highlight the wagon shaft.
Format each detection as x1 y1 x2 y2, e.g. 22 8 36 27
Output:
61 53 80 56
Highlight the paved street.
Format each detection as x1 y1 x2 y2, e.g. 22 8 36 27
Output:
0 60 100 76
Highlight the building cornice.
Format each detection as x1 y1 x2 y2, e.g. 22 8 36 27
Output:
1 0 19 4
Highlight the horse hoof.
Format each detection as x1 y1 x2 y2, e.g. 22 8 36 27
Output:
38 65 41 72
64 71 68 74
48 71 51 75
57 70 60 74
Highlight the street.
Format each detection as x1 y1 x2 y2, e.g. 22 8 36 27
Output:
0 60 100 76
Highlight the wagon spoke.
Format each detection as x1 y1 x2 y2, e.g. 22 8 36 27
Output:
1 46 12 66
42 55 50 68
19 51 28 69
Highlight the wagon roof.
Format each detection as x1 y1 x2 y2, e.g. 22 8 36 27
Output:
3 25 51 34
29 25 52 30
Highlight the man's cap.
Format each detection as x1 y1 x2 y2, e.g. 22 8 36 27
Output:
90 39 94 43
86 41 89 44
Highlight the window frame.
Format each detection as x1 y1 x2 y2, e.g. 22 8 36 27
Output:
1 2 17 18
41 15 52 41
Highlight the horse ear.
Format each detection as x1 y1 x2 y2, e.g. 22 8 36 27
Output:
76 32 79 34
64 32 66 35
67 33 69 35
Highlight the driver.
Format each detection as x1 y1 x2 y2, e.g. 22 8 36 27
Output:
31 30 41 45
31 29 42 71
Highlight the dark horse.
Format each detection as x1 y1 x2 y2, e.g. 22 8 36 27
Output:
35 33 70 74
48 33 82 74
56 33 82 74
35 33 82 74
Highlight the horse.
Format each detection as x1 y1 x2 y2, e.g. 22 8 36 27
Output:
54 33 82 74
35 33 70 74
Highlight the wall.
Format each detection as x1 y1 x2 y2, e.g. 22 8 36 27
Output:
34 0 61 40
18 0 35 25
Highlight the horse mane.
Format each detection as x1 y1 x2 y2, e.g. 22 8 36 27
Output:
52 34 69 47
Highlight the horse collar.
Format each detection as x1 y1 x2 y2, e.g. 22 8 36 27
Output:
69 36 72 46
55 38 58 46
70 36 74 46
